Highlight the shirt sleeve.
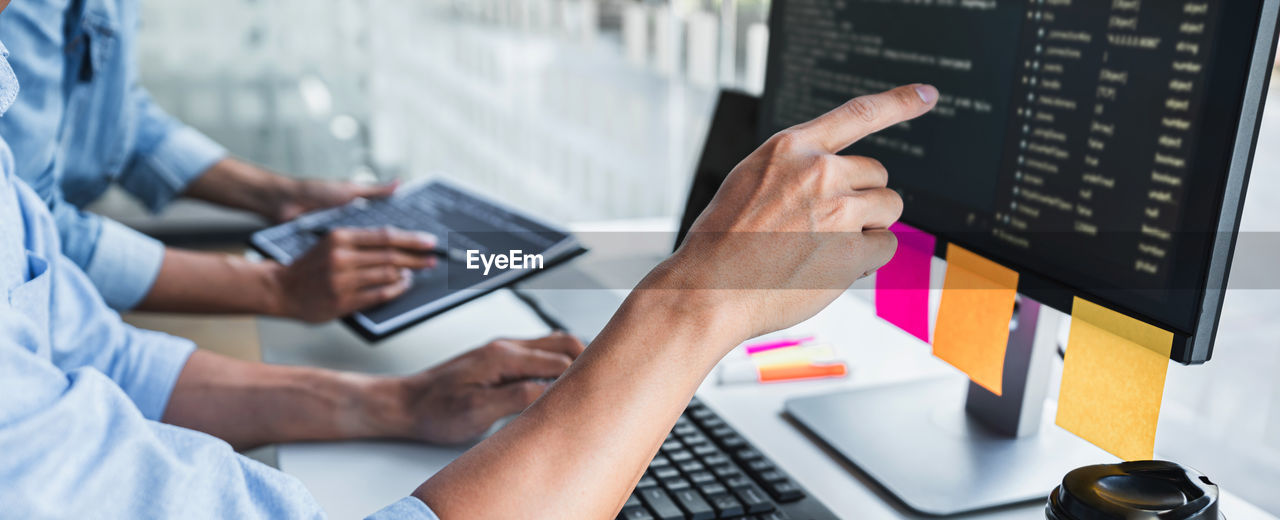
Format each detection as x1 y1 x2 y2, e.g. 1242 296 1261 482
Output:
366 497 442 520
0 335 327 519
117 85 227 214
49 197 166 311
1 161 329 518
15 176 188 418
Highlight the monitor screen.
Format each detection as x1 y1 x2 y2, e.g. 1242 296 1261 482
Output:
759 0 1278 363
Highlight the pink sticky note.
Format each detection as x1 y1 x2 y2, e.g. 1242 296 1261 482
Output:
875 222 936 343
744 337 815 356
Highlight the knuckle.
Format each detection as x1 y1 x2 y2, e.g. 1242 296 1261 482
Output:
330 229 352 244
861 157 889 186
483 341 511 357
887 189 905 217
809 155 840 186
521 382 545 402
327 248 348 266
843 97 879 124
770 129 805 153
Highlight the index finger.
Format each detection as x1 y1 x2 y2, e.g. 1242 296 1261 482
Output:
330 226 437 251
795 84 939 153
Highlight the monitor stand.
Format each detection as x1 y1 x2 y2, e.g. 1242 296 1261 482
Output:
785 298 1116 516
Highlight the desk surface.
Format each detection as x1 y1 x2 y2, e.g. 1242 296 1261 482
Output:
258 224 1276 520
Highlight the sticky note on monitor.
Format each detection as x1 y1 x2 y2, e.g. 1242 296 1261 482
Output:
933 245 1018 396
875 222 936 343
1057 297 1173 461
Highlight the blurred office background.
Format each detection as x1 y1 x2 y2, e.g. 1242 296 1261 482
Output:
100 0 1280 514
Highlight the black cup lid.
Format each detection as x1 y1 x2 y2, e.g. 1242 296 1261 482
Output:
1047 461 1219 520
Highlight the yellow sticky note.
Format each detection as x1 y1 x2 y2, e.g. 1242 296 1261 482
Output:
933 246 1019 396
1056 297 1173 461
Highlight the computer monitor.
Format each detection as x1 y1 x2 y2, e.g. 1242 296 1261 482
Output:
752 0 1279 514
758 0 1278 365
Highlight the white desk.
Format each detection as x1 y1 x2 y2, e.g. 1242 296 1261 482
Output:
259 224 1275 520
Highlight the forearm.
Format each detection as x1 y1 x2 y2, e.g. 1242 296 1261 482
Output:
136 247 285 316
163 350 407 451
415 284 744 518
182 157 295 219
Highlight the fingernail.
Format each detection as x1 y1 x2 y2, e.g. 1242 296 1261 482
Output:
915 84 938 104
400 269 414 287
416 232 437 246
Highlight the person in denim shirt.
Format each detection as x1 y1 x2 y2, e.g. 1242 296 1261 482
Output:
1 18 595 518
0 0 437 321
0 0 934 516
0 44 584 513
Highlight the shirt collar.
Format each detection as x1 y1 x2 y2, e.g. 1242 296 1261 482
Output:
0 41 18 117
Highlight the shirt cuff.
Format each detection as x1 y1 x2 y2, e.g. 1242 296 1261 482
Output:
83 218 166 310
366 497 440 520
114 329 197 421
122 125 228 213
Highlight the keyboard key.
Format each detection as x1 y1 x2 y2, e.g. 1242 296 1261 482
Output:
708 493 746 518
757 470 788 483
691 443 718 457
682 433 711 446
750 511 790 520
732 483 776 514
663 477 692 492
640 487 685 520
673 489 716 520
721 436 748 450
765 480 805 502
679 460 706 474
649 455 672 468
734 448 764 461
712 464 742 480
668 450 694 463
702 454 731 467
699 482 728 496
653 467 680 480
624 495 643 508
617 505 654 520
725 476 754 489
745 459 776 475
688 471 717 485
710 426 736 439
638 475 659 489
662 440 684 452
701 417 727 430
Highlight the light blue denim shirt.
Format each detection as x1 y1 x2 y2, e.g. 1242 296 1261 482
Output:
0 0 229 310
0 42 437 520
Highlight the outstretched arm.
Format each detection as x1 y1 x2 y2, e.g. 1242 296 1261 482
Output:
416 84 939 518
163 333 585 451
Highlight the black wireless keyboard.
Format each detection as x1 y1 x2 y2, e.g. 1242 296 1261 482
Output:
619 398 837 520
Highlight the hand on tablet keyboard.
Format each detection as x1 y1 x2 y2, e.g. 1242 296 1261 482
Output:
268 226 439 322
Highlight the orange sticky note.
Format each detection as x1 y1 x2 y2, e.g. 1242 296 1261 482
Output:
1056 297 1173 461
933 246 1018 396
